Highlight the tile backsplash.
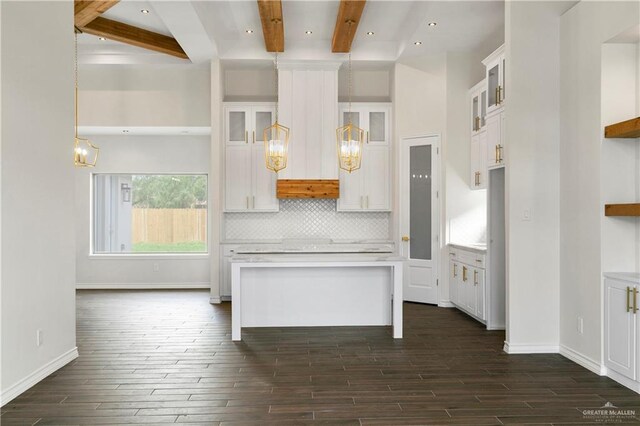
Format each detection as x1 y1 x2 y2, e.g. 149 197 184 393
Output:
224 199 390 241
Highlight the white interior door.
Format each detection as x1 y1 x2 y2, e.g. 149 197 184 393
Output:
400 136 439 304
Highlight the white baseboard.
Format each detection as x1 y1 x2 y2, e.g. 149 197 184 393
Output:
438 301 455 308
209 296 222 304
559 344 606 376
606 369 640 394
1 347 79 406
503 341 559 354
76 282 210 290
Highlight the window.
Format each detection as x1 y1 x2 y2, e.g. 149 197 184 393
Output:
93 174 207 254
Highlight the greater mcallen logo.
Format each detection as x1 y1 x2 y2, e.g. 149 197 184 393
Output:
582 402 637 422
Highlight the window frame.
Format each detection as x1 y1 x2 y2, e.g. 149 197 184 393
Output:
90 172 210 257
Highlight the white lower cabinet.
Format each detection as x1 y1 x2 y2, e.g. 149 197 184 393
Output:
604 274 640 391
449 246 487 324
486 110 505 169
219 245 239 299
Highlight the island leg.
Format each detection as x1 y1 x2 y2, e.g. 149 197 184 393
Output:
392 263 403 338
231 263 241 341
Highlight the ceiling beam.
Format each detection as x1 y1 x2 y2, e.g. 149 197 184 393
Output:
80 17 189 60
331 0 366 53
257 0 284 53
74 0 119 28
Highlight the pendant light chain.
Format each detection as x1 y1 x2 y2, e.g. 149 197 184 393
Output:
274 50 279 123
348 51 352 125
74 31 79 139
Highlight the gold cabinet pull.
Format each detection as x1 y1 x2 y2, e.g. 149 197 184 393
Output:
474 270 478 285
252 130 255 144
495 87 499 106
366 131 369 144
462 266 468 282
495 145 499 163
634 288 638 314
402 236 410 242
627 286 632 312
453 264 457 277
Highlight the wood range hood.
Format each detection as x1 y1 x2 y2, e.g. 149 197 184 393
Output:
276 179 340 199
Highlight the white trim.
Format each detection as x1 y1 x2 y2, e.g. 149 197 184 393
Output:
277 60 342 71
87 254 210 260
1 347 78 406
606 369 640 394
559 344 606 376
210 296 222 304
503 341 559 354
76 282 210 290
438 301 455 308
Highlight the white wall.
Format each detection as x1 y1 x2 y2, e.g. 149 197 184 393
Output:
393 56 447 303
224 67 276 102
445 51 489 247
79 64 211 127
560 1 639 367
1 1 77 403
338 68 392 102
504 1 562 352
74 135 211 289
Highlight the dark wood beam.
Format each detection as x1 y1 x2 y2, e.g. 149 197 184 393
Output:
74 0 119 27
257 0 284 53
331 0 366 53
81 17 188 59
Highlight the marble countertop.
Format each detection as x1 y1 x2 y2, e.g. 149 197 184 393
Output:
231 253 404 263
448 242 487 253
604 272 640 284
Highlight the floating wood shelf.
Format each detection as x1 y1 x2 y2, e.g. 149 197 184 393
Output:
604 117 640 138
277 179 340 199
605 203 640 217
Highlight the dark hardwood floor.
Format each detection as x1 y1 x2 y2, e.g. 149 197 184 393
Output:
2 290 640 425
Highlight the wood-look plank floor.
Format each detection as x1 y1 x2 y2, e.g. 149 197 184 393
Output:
2 290 640 425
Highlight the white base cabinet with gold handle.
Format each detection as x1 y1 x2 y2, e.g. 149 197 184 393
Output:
449 246 487 325
604 273 640 393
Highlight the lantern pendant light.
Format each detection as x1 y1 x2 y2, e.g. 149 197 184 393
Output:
74 30 99 168
337 49 364 173
263 45 290 174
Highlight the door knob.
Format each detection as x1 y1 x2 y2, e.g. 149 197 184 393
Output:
402 236 410 242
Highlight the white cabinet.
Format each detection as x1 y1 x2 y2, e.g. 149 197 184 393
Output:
449 246 487 323
450 259 460 306
483 44 506 115
604 275 639 383
224 103 279 212
219 245 239 298
470 131 487 190
337 103 391 212
470 80 487 134
486 111 505 169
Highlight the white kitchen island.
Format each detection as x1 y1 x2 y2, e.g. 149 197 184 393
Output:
230 251 404 341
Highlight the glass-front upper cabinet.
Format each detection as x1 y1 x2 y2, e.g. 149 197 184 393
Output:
483 44 505 115
469 80 487 134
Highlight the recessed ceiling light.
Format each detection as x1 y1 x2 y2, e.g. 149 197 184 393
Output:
98 37 106 41
427 22 437 27
414 41 423 46
305 30 313 35
245 29 254 34
140 9 150 14
122 130 129 133
366 31 375 36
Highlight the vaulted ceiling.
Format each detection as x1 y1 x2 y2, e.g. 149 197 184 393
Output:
77 0 505 65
